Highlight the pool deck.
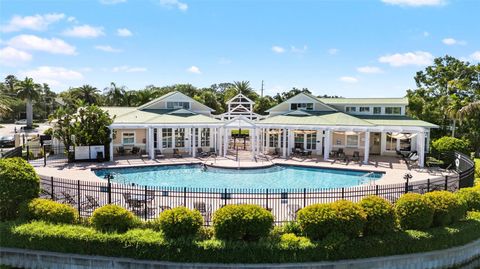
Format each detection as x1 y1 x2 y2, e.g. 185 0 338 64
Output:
33 154 453 185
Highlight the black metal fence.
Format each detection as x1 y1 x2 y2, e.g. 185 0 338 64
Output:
26 145 68 166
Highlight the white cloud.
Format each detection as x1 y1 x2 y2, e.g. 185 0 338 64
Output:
0 13 65 33
159 0 188 11
112 65 147 72
328 48 339 55
7 34 76 55
423 31 430 37
67 16 78 23
272 46 285 54
442 37 466 46
0 47 32 66
357 66 383 74
378 51 433 67
381 0 445 7
63 25 105 38
470 51 480 61
117 28 132 37
20 66 83 87
291 45 308 54
100 0 127 4
186 66 201 74
339 76 358 83
94 45 122 53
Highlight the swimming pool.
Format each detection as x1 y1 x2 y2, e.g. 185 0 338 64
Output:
94 164 383 189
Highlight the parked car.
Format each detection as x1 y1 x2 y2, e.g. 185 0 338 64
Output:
0 136 15 148
15 119 27 125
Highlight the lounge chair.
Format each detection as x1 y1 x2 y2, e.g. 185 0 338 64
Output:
405 153 419 168
82 195 100 211
116 146 125 156
352 151 360 162
139 149 149 159
155 149 165 159
396 149 407 159
173 148 183 158
131 146 140 155
274 148 280 156
287 204 301 220
194 201 212 224
197 148 209 158
60 191 76 205
208 147 217 156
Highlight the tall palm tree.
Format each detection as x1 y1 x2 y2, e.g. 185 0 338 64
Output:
16 77 41 128
104 82 126 106
232 81 252 95
445 95 464 137
74 84 100 105
457 100 480 119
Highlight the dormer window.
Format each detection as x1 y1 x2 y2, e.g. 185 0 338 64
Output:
167 102 190 109
345 106 356 113
373 107 381 114
359 107 370 113
291 103 313 110
385 107 401 115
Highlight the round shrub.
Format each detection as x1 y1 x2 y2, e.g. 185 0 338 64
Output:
90 204 138 233
297 200 366 240
278 233 314 250
154 206 203 239
395 193 434 230
424 191 467 226
457 187 480 212
431 137 470 165
20 198 78 224
0 157 40 220
359 195 396 235
213 204 274 241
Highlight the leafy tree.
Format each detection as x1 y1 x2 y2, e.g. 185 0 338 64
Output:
254 96 277 115
273 87 312 103
73 85 101 105
104 82 126 106
49 107 76 151
16 77 41 128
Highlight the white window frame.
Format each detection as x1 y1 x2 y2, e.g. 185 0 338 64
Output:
162 128 173 148
359 106 370 113
385 106 402 115
345 106 357 113
346 134 359 148
122 132 135 145
201 128 210 147
290 103 314 111
167 101 190 109
373 107 382 114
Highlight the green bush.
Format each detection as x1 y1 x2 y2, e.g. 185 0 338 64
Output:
20 198 78 224
456 187 480 212
297 200 366 240
431 137 470 165
424 191 466 226
278 233 314 250
213 204 274 241
153 206 203 239
395 193 434 230
0 158 40 220
359 195 396 235
90 204 138 233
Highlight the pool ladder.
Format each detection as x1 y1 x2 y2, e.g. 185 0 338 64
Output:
358 172 376 186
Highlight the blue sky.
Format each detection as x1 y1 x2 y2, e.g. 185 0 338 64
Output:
0 0 479 97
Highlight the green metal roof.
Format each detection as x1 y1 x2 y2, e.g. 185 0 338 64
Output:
356 115 438 128
101 107 221 125
318 97 408 105
260 111 375 126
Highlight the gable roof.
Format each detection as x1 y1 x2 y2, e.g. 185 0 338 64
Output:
266 92 337 112
319 97 408 105
227 93 254 104
355 115 438 128
137 91 215 112
260 111 374 126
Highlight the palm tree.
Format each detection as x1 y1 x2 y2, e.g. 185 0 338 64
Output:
232 80 259 102
74 84 100 105
16 77 41 128
104 82 126 106
445 95 464 137
457 100 480 119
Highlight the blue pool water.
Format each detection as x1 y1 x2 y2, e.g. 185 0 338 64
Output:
94 165 383 189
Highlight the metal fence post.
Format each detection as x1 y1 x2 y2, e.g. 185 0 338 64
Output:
303 188 306 207
26 145 29 161
50 176 55 200
107 175 112 204
444 176 448 191
341 187 345 199
223 188 227 207
375 185 379 195
183 187 187 207
405 182 409 194
77 180 81 219
144 186 148 221
43 145 47 166
427 178 430 192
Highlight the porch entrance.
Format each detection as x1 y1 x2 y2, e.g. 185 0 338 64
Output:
370 132 381 155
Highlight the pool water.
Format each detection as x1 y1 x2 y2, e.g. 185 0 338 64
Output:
94 165 383 189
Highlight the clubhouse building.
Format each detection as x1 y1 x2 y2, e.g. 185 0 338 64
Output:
103 91 437 167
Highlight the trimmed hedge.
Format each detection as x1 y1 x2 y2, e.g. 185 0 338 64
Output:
424 191 466 226
457 187 480 212
153 207 203 239
0 158 40 220
395 193 434 230
213 204 274 241
359 195 396 235
20 198 78 224
1 212 479 263
297 200 366 240
431 137 470 165
90 205 138 233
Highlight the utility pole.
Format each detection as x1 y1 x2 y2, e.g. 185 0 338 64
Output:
261 80 264 98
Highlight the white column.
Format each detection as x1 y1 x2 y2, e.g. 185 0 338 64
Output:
213 128 217 153
417 131 425 167
158 128 163 151
266 128 270 153
172 128 176 149
109 127 114 162
316 130 322 155
364 131 370 164
148 127 154 159
251 128 256 159
282 128 287 158
288 129 294 156
198 127 202 150
324 130 331 160
223 128 228 157
256 129 260 155
192 128 196 157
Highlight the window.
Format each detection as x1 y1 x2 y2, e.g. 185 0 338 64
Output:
201 128 210 147
175 128 185 147
400 137 411 151
162 128 172 148
269 132 279 148
154 129 158 149
385 107 401 115
359 107 370 113
386 133 397 151
346 106 356 113
122 132 135 145
290 103 313 110
167 102 190 109
346 135 359 147
306 132 317 150
294 133 304 149
373 107 381 114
